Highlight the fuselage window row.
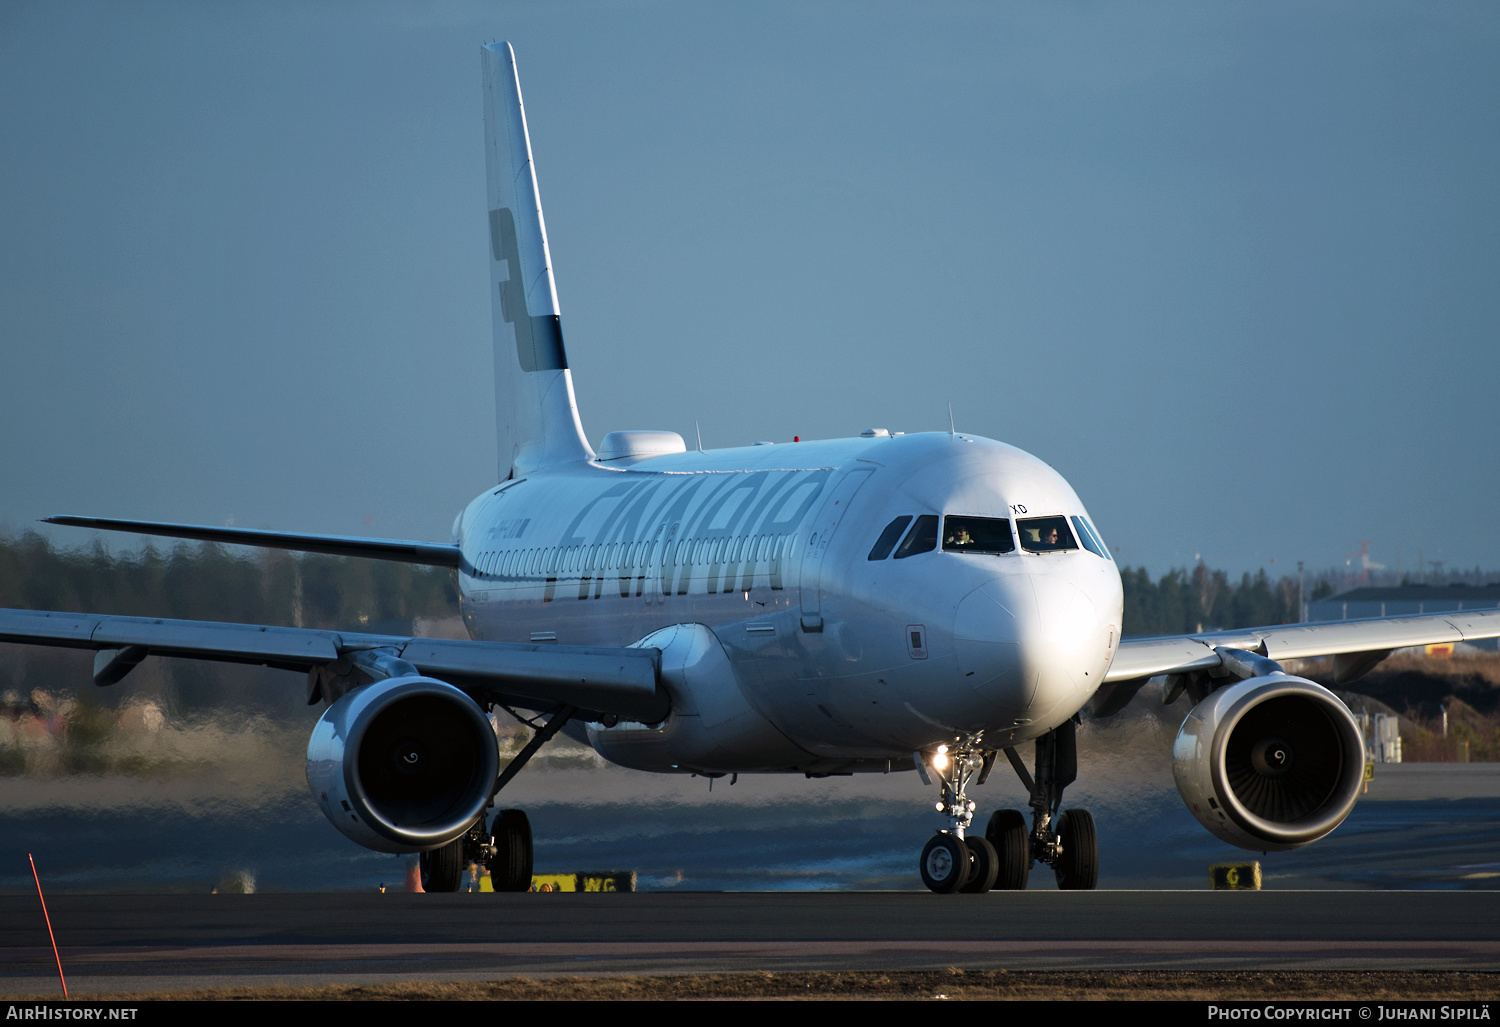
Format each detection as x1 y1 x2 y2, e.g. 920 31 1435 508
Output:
477 511 1107 586
474 533 795 592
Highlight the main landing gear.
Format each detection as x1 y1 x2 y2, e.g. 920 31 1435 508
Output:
916 718 1098 893
420 702 574 893
419 807 534 892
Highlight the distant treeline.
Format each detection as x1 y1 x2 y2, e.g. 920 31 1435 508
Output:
1120 564 1320 638
0 532 1419 642
0 531 458 632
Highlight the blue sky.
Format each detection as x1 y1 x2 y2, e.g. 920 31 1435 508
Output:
2 1 1496 578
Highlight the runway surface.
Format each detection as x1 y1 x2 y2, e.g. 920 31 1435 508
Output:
6 758 1500 894
3 890 1500 994
4 753 1498 993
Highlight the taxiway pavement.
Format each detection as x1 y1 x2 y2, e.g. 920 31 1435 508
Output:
2 890 1498 995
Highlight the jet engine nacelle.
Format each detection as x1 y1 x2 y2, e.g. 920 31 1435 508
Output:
306 675 499 854
1173 675 1364 852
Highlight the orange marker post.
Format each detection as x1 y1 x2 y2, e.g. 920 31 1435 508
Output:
28 853 67 998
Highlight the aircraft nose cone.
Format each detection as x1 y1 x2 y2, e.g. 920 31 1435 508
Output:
954 572 1101 732
1027 572 1100 723
953 579 1027 715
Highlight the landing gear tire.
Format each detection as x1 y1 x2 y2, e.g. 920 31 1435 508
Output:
920 833 968 894
959 836 998 894
985 808 1031 890
420 835 464 893
1053 808 1098 890
489 808 534 892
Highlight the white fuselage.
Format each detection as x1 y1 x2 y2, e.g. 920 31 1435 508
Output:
452 431 1123 775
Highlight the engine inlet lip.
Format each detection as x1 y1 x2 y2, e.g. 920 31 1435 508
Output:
1208 677 1365 847
341 676 499 849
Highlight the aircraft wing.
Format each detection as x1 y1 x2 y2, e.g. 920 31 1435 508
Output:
0 607 665 722
1093 606 1500 716
42 516 463 568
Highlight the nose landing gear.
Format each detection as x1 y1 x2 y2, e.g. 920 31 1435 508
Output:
916 719 1099 893
914 738 999 893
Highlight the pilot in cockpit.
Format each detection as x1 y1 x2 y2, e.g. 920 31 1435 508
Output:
946 526 974 548
1021 521 1068 551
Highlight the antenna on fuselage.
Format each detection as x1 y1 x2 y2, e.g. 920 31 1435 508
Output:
948 402 956 437
695 420 704 452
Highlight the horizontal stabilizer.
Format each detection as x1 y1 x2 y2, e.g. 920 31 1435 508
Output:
45 516 462 568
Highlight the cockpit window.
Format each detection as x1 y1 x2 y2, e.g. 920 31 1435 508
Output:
1017 516 1077 553
942 516 1015 554
892 514 939 559
867 516 913 561
1084 517 1113 560
1071 515 1107 558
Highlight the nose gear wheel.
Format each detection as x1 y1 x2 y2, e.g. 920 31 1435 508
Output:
920 833 968 893
959 835 999 893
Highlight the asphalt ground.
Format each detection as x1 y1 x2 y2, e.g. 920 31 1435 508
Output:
6 760 1499 894
3 889 1500 996
6 971 1500 1003
4 759 1498 995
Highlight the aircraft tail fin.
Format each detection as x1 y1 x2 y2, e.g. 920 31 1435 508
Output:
481 42 594 478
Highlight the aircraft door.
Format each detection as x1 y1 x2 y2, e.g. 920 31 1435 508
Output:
798 468 874 632
644 522 670 606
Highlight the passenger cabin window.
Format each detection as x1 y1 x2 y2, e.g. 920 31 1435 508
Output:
868 516 913 560
942 516 1015 554
893 515 939 559
1017 516 1077 553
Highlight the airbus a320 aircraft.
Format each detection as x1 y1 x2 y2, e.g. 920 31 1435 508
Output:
6 44 1498 894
